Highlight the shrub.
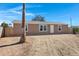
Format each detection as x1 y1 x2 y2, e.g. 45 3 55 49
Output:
73 28 79 33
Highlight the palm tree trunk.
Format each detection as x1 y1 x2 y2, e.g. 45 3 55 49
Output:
19 3 26 43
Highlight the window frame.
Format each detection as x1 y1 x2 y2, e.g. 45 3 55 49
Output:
39 24 48 32
26 24 28 32
58 25 62 32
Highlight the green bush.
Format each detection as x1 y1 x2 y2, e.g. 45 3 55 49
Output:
73 28 79 32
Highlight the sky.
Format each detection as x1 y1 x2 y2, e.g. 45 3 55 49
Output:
0 3 79 26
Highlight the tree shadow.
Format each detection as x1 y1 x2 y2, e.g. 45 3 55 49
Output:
0 42 23 48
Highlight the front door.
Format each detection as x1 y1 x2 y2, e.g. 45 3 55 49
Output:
50 25 54 33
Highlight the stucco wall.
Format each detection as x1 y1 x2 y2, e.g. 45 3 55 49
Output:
54 24 69 34
5 23 72 37
27 24 50 35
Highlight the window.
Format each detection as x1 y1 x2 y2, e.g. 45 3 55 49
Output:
44 25 47 31
58 25 62 31
39 24 47 32
40 25 43 31
26 25 28 32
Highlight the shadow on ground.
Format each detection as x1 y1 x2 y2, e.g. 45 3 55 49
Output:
0 42 23 48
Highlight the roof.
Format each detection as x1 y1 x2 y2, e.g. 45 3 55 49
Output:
13 20 68 25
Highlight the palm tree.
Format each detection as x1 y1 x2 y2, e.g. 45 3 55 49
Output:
19 3 26 43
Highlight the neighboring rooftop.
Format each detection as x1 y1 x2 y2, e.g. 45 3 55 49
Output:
13 20 68 25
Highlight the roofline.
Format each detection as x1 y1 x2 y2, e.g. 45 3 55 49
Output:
13 20 68 25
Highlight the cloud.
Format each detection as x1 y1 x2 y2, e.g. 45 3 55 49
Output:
10 10 22 15
0 4 40 25
8 5 35 17
26 13 34 16
10 10 34 16
8 4 42 11
9 6 22 11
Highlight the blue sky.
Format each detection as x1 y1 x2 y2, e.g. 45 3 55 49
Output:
0 3 79 26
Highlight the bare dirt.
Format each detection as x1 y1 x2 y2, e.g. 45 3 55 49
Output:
0 34 79 56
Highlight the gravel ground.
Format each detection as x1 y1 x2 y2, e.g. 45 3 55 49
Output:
0 34 79 56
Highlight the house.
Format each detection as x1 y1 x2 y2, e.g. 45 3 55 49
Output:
9 20 70 36
4 20 72 37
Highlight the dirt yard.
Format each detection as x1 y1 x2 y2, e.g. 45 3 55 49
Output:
0 34 79 56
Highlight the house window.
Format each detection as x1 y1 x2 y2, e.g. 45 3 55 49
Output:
26 25 28 32
40 25 43 31
58 25 62 31
44 25 47 31
39 24 47 32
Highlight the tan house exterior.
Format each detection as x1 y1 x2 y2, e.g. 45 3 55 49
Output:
5 20 70 36
4 20 72 37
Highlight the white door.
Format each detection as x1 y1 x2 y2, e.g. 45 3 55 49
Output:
50 25 54 33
